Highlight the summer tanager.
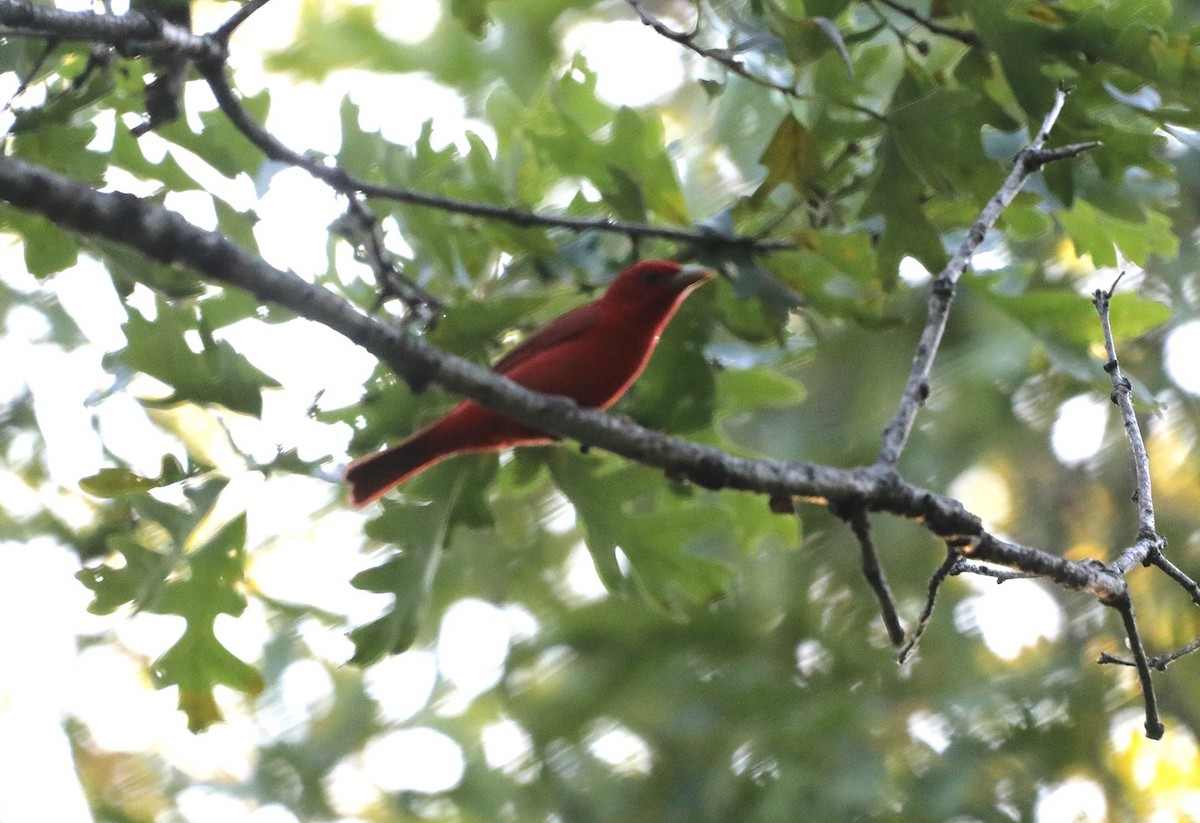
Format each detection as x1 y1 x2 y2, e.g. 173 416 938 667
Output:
345 260 715 506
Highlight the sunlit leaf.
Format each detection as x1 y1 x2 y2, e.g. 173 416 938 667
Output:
109 298 281 416
78 467 161 498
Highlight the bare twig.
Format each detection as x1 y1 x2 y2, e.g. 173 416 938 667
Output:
1149 551 1200 607
1088 275 1180 739
876 85 1096 466
896 547 959 664
1105 592 1164 739
873 0 980 47
211 0 273 45
1091 275 1159 552
624 0 886 122
0 35 56 117
1100 636 1200 672
962 531 1121 598
339 197 442 323
950 559 1036 583
835 502 905 646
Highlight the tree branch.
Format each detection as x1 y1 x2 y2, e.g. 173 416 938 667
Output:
1091 276 1160 559
876 85 1097 466
950 559 1035 583
873 0 980 47
335 196 442 323
0 0 222 62
1107 591 1165 740
1148 551 1200 607
0 152 1131 608
625 0 886 122
896 547 958 664
1100 636 1200 672
834 502 905 646
211 0 273 45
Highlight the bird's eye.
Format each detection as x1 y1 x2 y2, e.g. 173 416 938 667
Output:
643 268 666 284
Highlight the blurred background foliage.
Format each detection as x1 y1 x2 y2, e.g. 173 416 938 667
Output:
2 0 1200 820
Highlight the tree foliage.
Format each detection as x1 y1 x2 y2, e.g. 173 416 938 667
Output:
2 0 1200 820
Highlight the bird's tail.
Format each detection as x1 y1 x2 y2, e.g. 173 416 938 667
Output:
344 433 448 508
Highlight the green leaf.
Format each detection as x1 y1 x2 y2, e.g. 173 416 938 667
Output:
109 298 281 416
861 69 961 285
768 5 848 66
79 455 191 499
1058 200 1178 267
430 295 554 364
754 115 825 204
153 90 272 180
265 3 399 80
110 126 201 191
75 478 230 618
797 230 878 283
715 367 806 415
328 368 428 454
524 71 689 226
348 464 472 664
148 515 264 732
79 467 161 498
10 121 106 185
549 454 735 615
0 207 79 276
978 281 1171 349
75 534 173 615
619 295 716 434
8 61 116 134
93 240 205 299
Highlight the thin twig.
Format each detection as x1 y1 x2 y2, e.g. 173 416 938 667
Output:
896 547 958 664
1105 592 1164 739
1091 275 1159 551
624 0 886 122
1092 283 1197 601
835 502 905 645
196 61 793 254
1149 551 1200 607
876 85 1094 466
211 0 273 45
340 196 442 323
962 531 1122 600
1100 636 1200 672
0 35 56 116
950 559 1037 583
874 0 980 47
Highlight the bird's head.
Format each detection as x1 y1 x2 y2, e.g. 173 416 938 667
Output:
601 260 716 311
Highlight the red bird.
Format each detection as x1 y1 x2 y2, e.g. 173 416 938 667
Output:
345 260 715 507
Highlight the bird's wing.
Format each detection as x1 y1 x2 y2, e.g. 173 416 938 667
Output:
490 299 602 375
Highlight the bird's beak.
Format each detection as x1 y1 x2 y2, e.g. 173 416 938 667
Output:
674 264 717 291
